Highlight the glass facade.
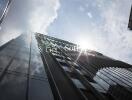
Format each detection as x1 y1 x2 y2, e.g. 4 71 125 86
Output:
0 33 54 100
0 32 132 100
36 33 132 100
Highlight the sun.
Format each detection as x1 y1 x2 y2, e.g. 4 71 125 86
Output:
78 39 96 51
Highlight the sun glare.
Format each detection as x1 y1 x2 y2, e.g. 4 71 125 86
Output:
78 39 96 51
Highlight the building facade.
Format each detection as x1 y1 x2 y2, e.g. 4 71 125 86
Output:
0 32 132 100
36 33 132 100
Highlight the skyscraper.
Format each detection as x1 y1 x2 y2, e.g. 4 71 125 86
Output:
0 32 132 100
36 33 132 100
0 33 54 100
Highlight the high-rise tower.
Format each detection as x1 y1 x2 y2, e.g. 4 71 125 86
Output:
0 33 54 100
36 33 132 100
0 32 132 100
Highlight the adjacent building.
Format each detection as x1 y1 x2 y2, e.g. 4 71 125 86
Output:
0 0 12 25
0 33 54 100
128 5 132 30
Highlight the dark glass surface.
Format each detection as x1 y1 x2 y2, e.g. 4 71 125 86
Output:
0 33 54 100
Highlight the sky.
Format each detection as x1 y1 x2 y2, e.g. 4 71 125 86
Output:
0 0 132 64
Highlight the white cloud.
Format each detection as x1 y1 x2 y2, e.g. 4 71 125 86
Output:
79 6 85 12
0 0 60 45
29 0 60 33
94 0 132 64
74 0 132 64
87 12 92 18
